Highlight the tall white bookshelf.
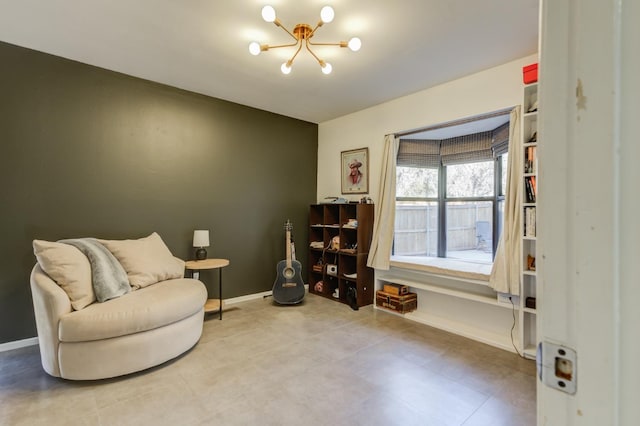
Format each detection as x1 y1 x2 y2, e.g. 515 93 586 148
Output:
520 82 538 359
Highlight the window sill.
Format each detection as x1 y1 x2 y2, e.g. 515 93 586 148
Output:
389 256 491 283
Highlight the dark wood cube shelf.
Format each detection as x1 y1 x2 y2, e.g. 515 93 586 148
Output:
308 203 374 307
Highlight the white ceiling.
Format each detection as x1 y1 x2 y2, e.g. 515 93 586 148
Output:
405 113 511 140
0 0 539 124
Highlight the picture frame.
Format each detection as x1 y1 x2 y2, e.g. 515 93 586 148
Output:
341 148 369 194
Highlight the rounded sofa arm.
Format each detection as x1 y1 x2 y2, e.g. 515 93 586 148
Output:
30 264 72 377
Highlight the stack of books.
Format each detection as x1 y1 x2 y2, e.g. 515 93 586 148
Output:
524 207 536 237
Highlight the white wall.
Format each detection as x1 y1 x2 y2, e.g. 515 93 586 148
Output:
316 54 539 352
317 54 538 204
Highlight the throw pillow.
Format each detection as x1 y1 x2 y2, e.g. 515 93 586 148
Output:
33 240 95 310
99 232 184 289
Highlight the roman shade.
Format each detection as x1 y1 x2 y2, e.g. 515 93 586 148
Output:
396 139 440 168
398 124 510 168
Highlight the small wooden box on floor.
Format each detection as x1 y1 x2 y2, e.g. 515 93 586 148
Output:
382 283 409 296
376 290 417 314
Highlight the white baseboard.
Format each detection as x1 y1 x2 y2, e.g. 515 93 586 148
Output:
225 290 273 305
0 337 38 353
374 304 516 354
225 284 309 305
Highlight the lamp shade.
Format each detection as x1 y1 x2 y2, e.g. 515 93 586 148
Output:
193 230 210 247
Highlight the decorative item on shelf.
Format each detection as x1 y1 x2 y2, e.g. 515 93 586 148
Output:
324 196 349 204
343 219 358 228
326 264 338 277
332 288 339 299
522 63 538 84
248 5 361 75
527 255 536 271
331 236 340 250
312 258 324 273
193 230 210 260
314 280 323 292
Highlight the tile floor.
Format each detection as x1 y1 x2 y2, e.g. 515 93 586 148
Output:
0 294 536 425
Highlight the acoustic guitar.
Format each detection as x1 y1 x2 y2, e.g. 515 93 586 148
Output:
272 220 305 304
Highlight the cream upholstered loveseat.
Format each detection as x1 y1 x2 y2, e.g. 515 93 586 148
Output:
30 233 208 380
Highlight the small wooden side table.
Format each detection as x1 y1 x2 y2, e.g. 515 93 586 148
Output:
185 258 230 320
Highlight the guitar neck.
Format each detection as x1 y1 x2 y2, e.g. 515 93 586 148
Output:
285 229 292 269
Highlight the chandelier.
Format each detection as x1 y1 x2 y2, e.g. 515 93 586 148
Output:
248 5 361 75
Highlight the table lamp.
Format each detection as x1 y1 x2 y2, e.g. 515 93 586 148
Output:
193 230 210 260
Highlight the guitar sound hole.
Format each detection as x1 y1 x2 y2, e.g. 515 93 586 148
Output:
284 268 295 279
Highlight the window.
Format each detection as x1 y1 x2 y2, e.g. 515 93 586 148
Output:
394 119 509 265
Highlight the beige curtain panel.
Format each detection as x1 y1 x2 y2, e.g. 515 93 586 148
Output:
490 106 522 295
367 134 399 270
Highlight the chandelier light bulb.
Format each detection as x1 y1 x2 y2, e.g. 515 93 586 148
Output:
348 37 362 52
281 62 292 74
261 5 276 23
248 42 261 56
321 62 332 75
320 6 335 23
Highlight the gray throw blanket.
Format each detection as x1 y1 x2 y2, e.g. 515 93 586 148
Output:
60 238 131 302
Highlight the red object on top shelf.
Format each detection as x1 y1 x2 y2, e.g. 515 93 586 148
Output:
523 63 538 84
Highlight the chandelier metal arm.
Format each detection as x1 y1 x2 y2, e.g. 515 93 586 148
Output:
304 39 325 66
308 20 324 38
286 41 305 67
308 40 349 48
272 19 299 42
262 41 298 51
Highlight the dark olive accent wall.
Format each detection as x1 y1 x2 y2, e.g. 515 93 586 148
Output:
0 41 317 344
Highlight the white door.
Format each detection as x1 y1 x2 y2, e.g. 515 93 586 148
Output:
538 0 640 424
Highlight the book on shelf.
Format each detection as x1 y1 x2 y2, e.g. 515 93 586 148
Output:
530 175 537 196
524 146 537 174
524 178 533 203
524 176 537 203
524 206 536 237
